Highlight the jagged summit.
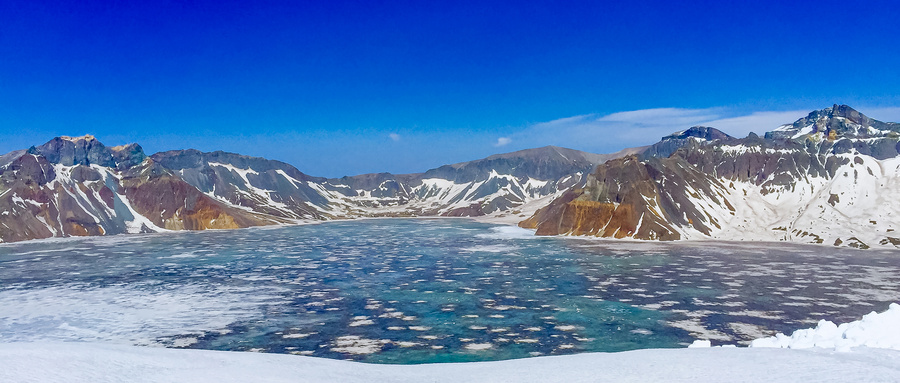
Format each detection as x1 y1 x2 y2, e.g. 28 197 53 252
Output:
30 135 116 167
664 126 733 141
110 143 137 151
830 104 868 121
812 104 881 126
643 126 734 159
110 143 148 169
25 136 150 169
766 104 900 141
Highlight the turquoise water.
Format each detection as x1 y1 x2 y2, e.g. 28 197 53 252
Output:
1 219 898 363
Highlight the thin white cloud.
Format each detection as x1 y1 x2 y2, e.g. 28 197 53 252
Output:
504 106 871 154
597 107 723 127
702 110 810 138
494 137 512 147
389 133 401 142
519 108 724 151
497 104 900 155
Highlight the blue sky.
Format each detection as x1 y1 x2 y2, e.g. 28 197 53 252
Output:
1 0 899 177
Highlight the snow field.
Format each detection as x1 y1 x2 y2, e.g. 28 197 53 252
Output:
2 341 899 383
3 303 900 382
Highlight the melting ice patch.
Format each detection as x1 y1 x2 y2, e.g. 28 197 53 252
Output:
475 226 536 240
330 336 390 354
464 343 493 351
461 244 520 253
161 252 204 259
0 284 284 346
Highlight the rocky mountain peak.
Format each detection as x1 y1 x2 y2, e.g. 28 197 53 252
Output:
643 126 734 159
828 104 866 122
764 104 900 141
32 136 116 168
796 104 870 129
663 126 733 142
110 143 148 169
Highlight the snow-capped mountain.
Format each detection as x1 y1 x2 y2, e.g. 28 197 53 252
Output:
319 145 644 219
0 136 636 242
152 145 644 222
0 136 288 243
522 105 900 249
150 149 333 220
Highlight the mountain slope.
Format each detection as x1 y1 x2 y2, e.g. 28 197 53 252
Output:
523 105 900 248
320 145 645 218
146 145 639 222
151 150 331 220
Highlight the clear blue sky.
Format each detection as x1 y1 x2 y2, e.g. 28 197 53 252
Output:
2 0 899 177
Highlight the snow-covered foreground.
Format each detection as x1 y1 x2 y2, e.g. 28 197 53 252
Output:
2 342 900 383
4 305 900 383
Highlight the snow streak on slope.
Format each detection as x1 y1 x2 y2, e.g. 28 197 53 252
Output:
152 147 624 224
298 147 631 221
323 172 582 221
205 162 298 218
0 155 163 241
681 150 900 248
0 138 290 242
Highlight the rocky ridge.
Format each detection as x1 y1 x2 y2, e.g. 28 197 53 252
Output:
0 136 282 243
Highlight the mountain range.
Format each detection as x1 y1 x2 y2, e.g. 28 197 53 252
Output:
2 104 898 249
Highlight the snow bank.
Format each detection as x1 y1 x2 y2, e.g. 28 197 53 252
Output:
687 339 712 348
3 342 900 383
3 305 900 382
750 303 900 351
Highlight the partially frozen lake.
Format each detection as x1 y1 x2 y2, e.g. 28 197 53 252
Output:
1 219 898 363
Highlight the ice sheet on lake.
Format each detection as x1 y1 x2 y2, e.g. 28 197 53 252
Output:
0 283 284 346
461 244 520 253
2 218 900 361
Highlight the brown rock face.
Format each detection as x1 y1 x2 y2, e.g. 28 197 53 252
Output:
0 153 111 242
522 155 732 241
119 161 282 231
